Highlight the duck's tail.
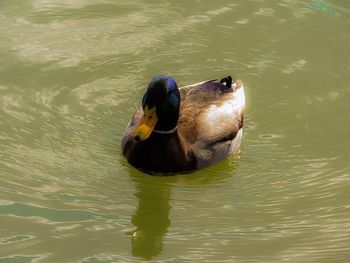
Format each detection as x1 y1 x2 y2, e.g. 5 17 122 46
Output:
219 75 233 88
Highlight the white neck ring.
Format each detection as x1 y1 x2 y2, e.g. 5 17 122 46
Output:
153 126 178 134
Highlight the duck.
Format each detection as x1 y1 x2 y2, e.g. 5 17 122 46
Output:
121 75 245 174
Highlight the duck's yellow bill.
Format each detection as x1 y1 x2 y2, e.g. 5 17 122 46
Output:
132 105 158 141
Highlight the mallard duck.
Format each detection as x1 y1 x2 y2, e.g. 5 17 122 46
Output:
121 75 245 174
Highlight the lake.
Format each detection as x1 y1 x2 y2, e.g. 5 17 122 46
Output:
0 0 350 262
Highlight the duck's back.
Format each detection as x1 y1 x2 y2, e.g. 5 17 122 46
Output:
178 79 245 168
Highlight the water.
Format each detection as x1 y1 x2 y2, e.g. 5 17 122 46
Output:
1 0 350 262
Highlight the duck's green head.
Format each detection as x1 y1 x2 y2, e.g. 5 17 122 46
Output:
132 75 180 141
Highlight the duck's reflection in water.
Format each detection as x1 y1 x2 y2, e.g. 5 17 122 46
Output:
129 176 171 260
128 156 238 260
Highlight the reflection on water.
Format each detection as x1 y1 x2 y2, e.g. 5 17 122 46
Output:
129 176 171 260
126 157 239 260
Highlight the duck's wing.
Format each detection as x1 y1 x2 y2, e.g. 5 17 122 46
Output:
198 81 244 143
180 79 218 89
178 80 245 165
